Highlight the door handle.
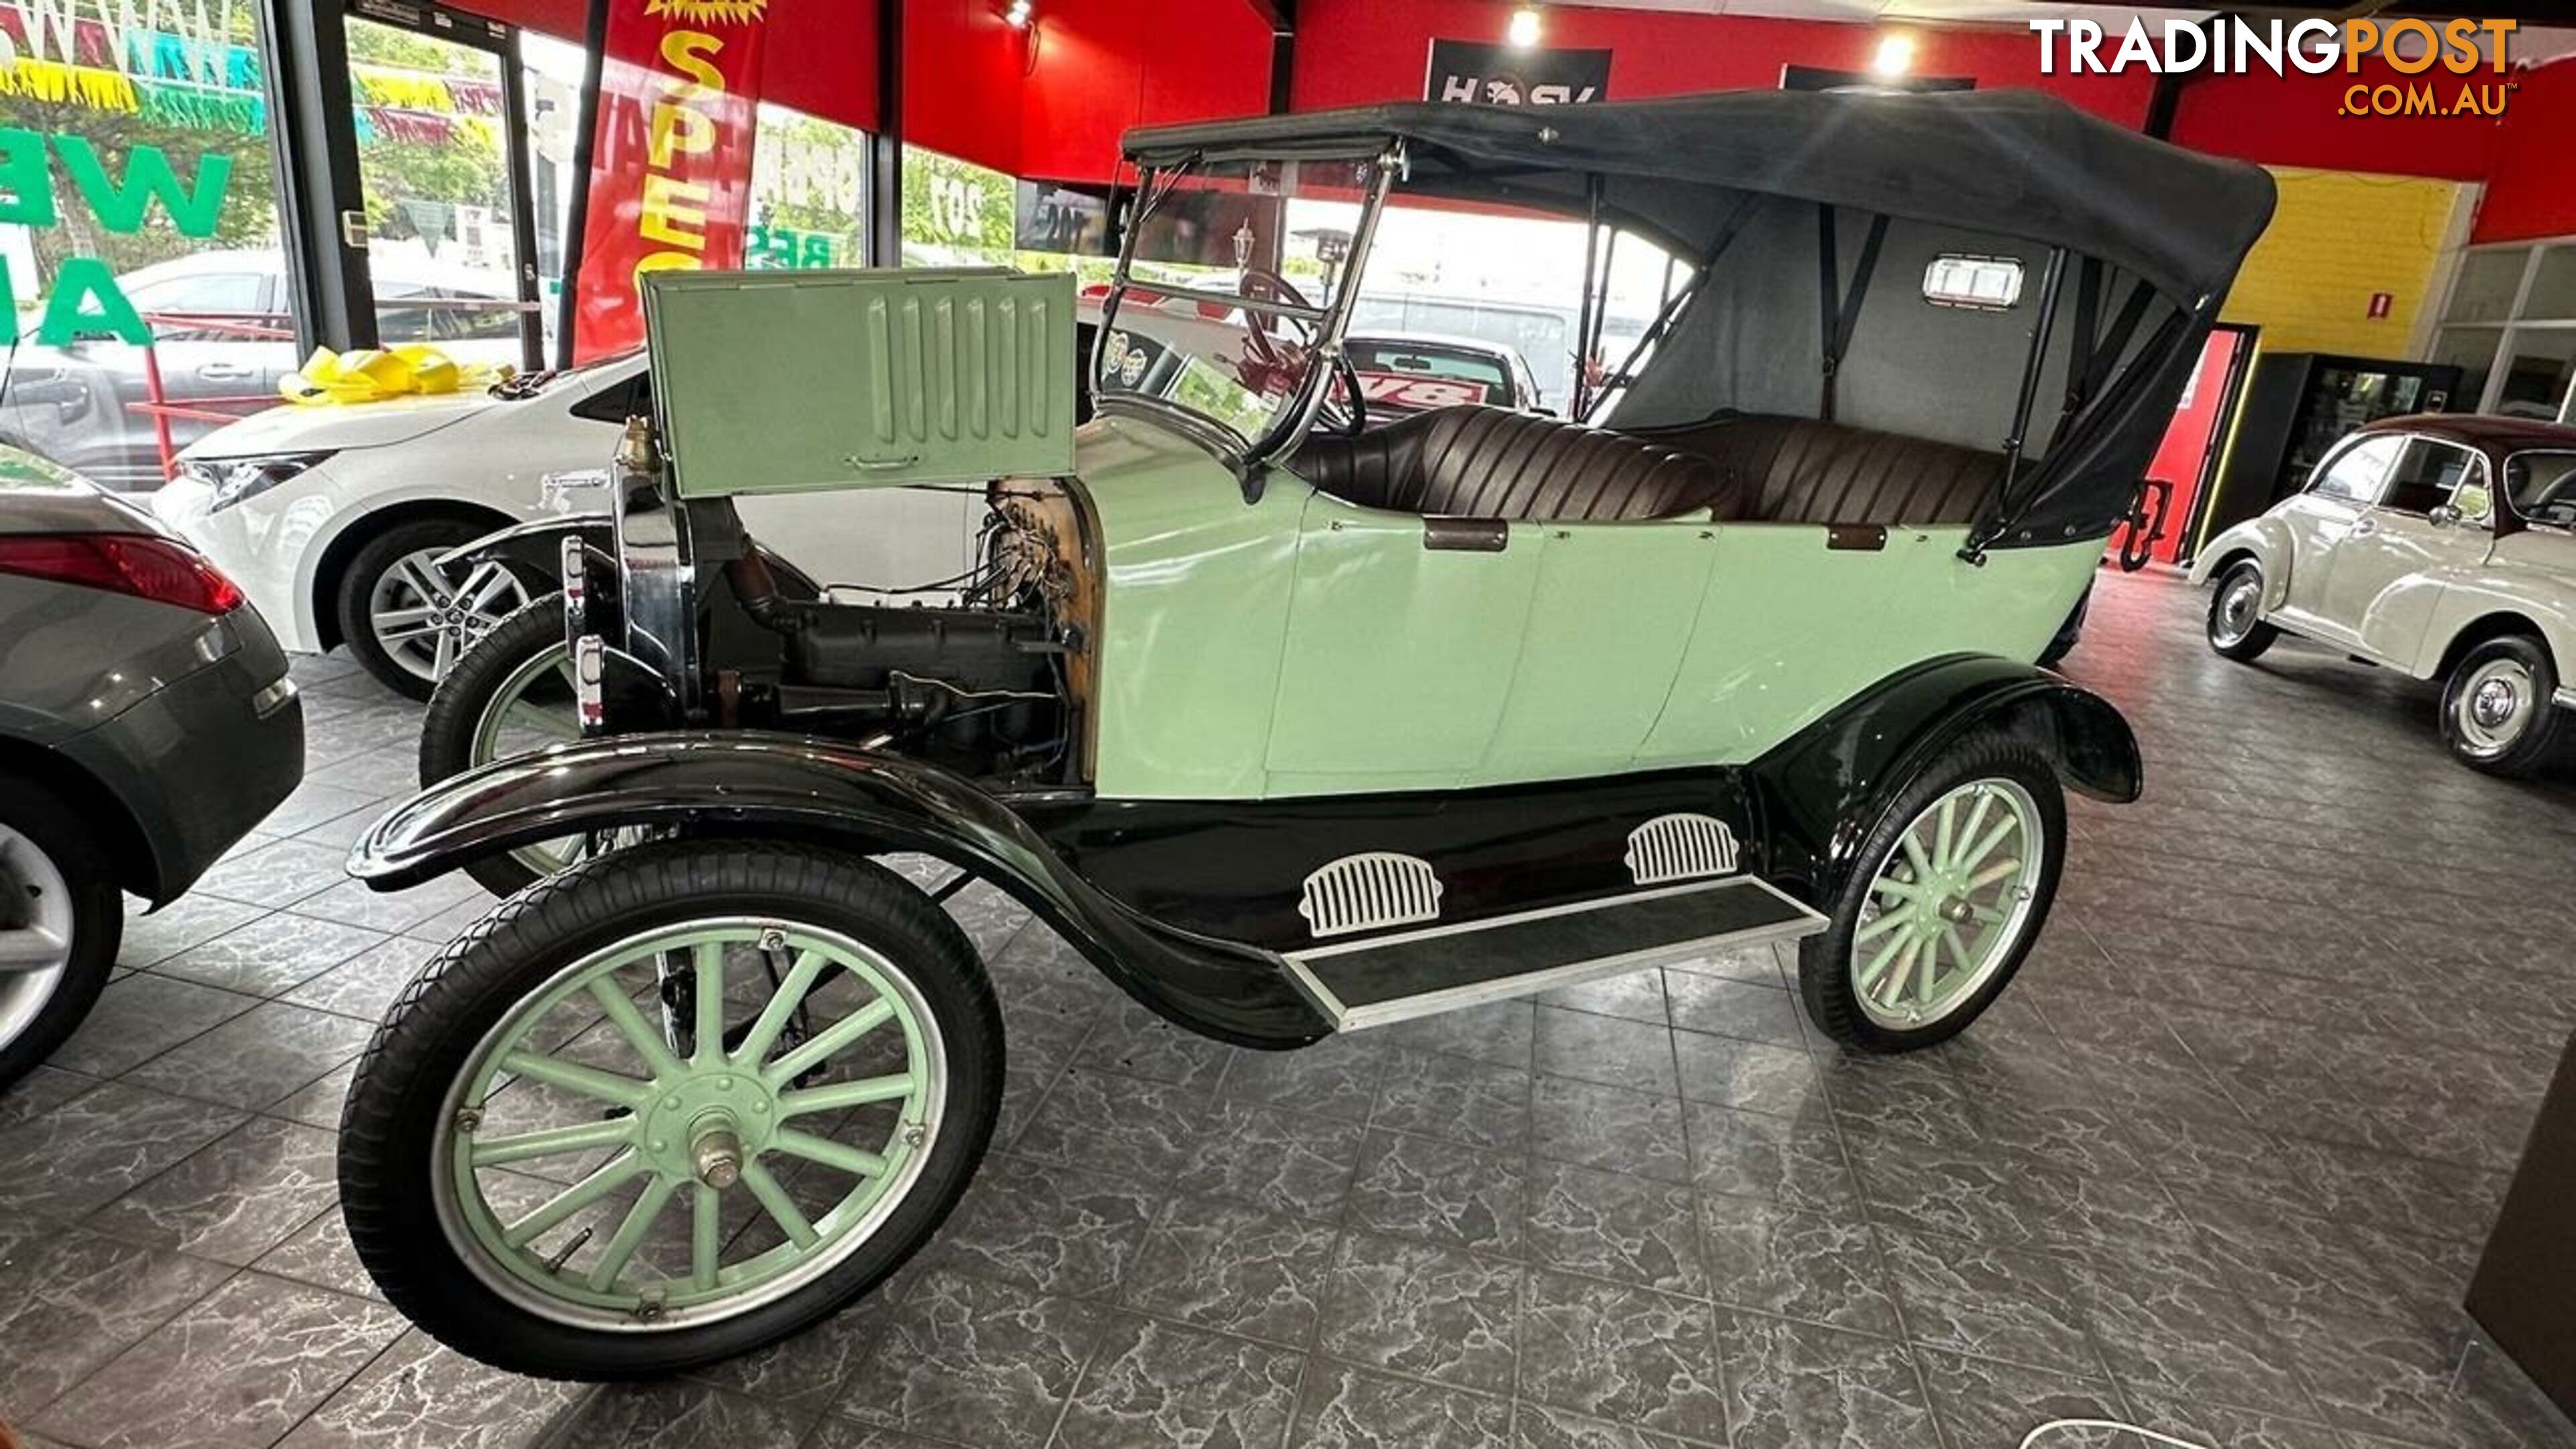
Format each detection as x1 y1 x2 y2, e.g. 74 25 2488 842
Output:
196 361 254 381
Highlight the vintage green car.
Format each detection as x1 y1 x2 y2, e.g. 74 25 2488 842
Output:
334 89 2273 1377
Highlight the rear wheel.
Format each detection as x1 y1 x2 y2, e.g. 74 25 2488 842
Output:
421 602 586 896
0 773 121 1091
337 842 1002 1379
2205 560 2278 662
1796 733 2065 1053
337 517 535 700
2440 635 2566 778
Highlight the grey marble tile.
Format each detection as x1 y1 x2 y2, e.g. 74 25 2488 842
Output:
1843 1131 2043 1250
0 1063 93 1130
1697 1199 1899 1337
0 1079 246 1218
1664 973 1807 1049
1168 1097 1367 1218
1683 1101 1854 1211
189 839 357 909
1372 1047 1532 1151
30 1272 407 1449
1523 1158 1707 1297
1664 943 1786 988
1538 967 1670 1025
277 1330 588 1448
281 936 438 1023
1535 1006 1678 1097
1373 999 1536 1069
1508 1402 1695 1449
1073 999 1230 1089
290 874 492 935
1670 1032 1823 1116
269 1060 360 1130
0 1225 233 1417
1530 1074 1692 1185
1715 1311 1935 1449
547 1381 805 1448
254 1205 380 1301
2123 1395 2353 1449
1316 1231 1521 1394
833 1269 1106 1448
1008 1067 1201 1183
2253 1298 2575 1448
153 912 389 997
1052 1312 1302 1449
1345 1128 1525 1254
1913 1350 2126 1449
48 973 259 1077
1292 1360 1512 1449
1118 1193 1336 1346
930 1152 1157 1299
1872 1222 2099 1375
1517 1270 1728 1442
680 1296 895 1426
92 1115 338 1265
124 1000 376 1111
1219 1032 1385 1123
117 894 266 969
2061 1256 2316 1419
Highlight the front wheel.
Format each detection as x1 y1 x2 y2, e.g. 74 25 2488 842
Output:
337 517 537 700
420 601 586 896
338 842 1003 1379
2440 636 2567 778
0 773 121 1091
2205 560 2279 663
1796 733 2066 1053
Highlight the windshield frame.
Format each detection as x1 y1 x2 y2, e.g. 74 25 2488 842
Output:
1091 143 1402 467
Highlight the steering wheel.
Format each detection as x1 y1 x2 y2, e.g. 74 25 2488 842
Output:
1236 268 1318 370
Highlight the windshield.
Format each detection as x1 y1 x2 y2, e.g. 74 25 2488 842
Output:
2506 450 2576 527
1095 154 1385 454
1344 337 1516 414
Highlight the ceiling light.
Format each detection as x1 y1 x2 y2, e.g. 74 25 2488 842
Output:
1005 0 1033 29
1872 32 1915 77
1507 6 1542 49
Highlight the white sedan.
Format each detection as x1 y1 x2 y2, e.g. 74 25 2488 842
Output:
2190 414 2576 775
152 354 977 698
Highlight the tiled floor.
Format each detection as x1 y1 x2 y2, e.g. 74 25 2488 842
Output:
5 568 2576 1448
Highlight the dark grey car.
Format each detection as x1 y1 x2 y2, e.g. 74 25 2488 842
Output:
0 446 304 1086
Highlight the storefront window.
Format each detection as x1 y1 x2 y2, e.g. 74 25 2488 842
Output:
749 107 867 272
2436 241 2576 421
902 147 1016 268
0 0 291 488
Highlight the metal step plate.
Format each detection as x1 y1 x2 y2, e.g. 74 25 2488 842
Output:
1284 877 1827 1031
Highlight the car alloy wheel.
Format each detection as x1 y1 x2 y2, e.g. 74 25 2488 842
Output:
429 916 949 1332
2210 570 2262 648
469 637 591 879
0 820 75 1057
2452 655 2536 759
1847 777 2045 1031
372 549 532 686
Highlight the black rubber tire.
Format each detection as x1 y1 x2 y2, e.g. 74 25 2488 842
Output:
0 771 121 1091
1796 731 2067 1054
419 601 570 897
2438 635 2567 779
337 841 1004 1380
2205 559 2279 663
335 516 517 702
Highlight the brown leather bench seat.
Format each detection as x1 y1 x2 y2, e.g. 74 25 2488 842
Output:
1637 413 2002 527
1289 405 2002 529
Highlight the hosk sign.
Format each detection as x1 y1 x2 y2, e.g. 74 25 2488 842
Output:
1424 39 1611 105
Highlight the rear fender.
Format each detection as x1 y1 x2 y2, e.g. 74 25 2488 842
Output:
1748 653 2140 902
349 733 1331 1049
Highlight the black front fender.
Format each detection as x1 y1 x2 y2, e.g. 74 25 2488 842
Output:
435 515 613 579
349 733 1332 1049
1748 653 2141 903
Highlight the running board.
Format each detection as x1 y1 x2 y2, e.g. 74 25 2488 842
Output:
1285 877 1826 1031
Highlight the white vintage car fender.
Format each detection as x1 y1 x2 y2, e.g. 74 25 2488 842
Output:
2186 515 2296 611
2410 535 2576 690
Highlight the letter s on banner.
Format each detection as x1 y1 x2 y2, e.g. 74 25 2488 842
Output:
572 1 770 363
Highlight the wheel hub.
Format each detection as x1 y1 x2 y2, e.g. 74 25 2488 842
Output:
2473 678 2520 729
637 1069 778 1185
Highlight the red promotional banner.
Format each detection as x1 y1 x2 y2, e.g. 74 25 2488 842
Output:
571 0 770 362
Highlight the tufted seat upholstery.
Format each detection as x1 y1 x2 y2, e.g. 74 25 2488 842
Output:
1291 407 1736 523
1639 415 2000 526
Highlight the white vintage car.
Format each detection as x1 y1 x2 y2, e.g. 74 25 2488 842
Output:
2190 415 2576 775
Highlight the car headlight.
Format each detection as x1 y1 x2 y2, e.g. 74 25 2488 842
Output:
185 452 335 513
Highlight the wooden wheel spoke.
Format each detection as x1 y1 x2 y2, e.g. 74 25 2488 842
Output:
764 997 895 1087
584 1175 680 1291
731 949 830 1068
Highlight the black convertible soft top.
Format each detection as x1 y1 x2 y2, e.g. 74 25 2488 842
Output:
1124 89 2274 307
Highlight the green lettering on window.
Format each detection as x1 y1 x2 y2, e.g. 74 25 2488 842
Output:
55 137 231 238
0 128 58 228
39 256 153 345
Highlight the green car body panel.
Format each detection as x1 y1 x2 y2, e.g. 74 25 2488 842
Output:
1076 414 2100 802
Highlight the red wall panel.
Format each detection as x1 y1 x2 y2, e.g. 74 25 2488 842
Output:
904 0 1030 171
2471 58 2576 243
456 0 884 133
2166 55 2502 183
1018 0 1274 182
1287 0 2151 124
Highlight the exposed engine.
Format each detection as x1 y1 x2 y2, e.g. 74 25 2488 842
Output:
712 482 1091 784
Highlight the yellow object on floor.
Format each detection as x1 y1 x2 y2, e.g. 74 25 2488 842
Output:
281 345 511 405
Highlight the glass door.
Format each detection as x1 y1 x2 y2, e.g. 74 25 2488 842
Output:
341 1 543 370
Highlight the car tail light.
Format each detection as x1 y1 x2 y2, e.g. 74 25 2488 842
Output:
0 533 245 614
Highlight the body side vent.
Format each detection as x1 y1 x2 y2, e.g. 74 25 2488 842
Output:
1297 852 1444 939
1625 813 1741 886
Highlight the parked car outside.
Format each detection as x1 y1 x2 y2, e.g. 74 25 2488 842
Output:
152 350 979 699
2190 413 2576 774
1342 332 1544 418
0 445 303 1088
0 249 526 493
